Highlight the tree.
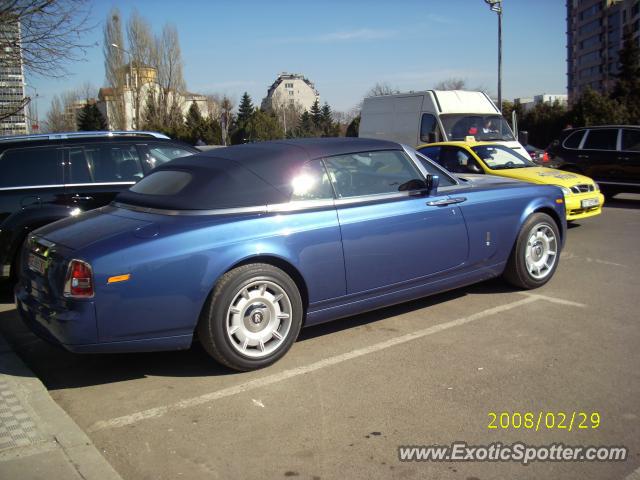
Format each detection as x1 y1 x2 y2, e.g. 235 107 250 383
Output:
567 88 627 127
310 99 322 130
43 91 79 132
519 101 568 148
0 1 93 76
365 82 399 97
237 92 254 127
295 111 314 138
77 103 107 131
219 95 234 146
433 78 467 90
319 102 339 137
103 7 127 129
345 115 360 137
611 28 640 123
244 109 284 142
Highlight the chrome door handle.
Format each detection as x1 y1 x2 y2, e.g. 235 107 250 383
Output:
71 195 93 201
618 156 631 161
577 154 589 159
427 197 467 206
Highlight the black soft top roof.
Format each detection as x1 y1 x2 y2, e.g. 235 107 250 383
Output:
116 138 401 210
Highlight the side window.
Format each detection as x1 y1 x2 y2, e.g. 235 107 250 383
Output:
323 150 424 198
0 147 61 188
583 129 618 150
67 148 91 183
289 160 334 201
84 144 144 182
420 114 439 143
413 152 456 187
417 146 441 162
562 130 585 149
621 129 640 151
145 143 195 169
439 147 483 174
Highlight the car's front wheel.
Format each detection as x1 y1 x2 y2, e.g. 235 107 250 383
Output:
503 213 560 289
197 263 303 371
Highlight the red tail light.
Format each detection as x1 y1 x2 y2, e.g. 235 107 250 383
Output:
542 152 549 163
64 259 94 298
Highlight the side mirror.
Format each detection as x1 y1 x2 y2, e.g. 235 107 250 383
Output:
426 174 440 195
519 130 529 146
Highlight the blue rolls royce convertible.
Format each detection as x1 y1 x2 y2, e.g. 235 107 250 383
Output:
15 138 566 371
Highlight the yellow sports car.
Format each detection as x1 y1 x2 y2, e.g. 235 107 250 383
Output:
417 141 604 221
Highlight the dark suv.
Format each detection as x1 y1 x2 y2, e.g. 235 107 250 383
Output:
0 131 198 281
547 125 640 197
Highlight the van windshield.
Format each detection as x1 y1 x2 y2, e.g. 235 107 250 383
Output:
441 114 516 142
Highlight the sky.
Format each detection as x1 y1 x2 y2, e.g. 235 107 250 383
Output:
29 0 568 118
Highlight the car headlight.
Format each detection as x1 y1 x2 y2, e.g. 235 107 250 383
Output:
558 186 572 197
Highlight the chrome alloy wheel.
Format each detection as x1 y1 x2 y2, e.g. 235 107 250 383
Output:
525 223 558 280
225 280 292 358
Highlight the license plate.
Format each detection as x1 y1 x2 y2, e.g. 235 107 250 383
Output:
581 198 599 208
27 253 47 275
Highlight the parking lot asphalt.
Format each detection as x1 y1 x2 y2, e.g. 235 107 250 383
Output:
1 194 639 480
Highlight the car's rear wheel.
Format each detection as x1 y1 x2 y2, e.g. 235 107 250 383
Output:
504 213 560 289
197 263 303 371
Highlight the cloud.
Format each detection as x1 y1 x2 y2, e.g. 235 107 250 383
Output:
425 14 453 25
272 28 396 45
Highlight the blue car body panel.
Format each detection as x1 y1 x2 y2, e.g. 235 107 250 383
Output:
14 139 567 354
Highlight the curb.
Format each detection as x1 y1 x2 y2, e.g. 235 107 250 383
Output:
0 331 123 480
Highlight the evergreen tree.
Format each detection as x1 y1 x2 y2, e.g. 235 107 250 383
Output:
184 101 205 144
320 102 337 136
611 28 640 123
310 99 322 129
345 115 360 137
76 103 107 131
237 92 254 127
244 109 284 142
296 111 315 138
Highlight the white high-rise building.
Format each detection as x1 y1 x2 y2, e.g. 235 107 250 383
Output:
0 21 28 136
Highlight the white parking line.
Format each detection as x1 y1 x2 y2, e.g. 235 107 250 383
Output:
517 292 586 308
88 294 583 432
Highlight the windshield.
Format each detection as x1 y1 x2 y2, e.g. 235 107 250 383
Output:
440 114 516 142
472 145 535 170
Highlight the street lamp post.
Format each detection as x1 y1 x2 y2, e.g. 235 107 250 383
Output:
484 0 503 112
110 43 136 129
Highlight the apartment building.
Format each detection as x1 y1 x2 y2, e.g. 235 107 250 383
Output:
567 0 640 100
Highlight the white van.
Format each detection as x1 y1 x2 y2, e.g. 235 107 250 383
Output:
359 90 526 153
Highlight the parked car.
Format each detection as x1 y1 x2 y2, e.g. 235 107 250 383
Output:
523 144 551 166
417 141 604 221
15 138 566 371
0 131 198 282
546 125 640 197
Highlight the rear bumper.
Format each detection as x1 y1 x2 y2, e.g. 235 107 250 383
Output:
15 284 99 347
15 284 193 353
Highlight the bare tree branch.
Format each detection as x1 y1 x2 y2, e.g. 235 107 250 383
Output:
0 0 96 77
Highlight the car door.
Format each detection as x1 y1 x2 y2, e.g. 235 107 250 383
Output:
63 142 144 211
579 128 619 181
619 128 640 185
323 148 469 294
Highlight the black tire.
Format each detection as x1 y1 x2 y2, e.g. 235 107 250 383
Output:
197 263 303 371
600 187 619 200
503 213 561 290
